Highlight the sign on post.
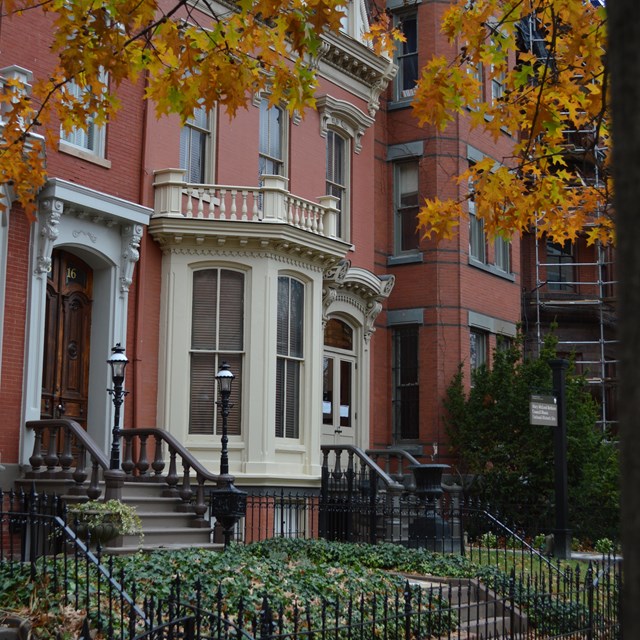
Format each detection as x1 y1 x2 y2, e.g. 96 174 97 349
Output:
530 394 558 426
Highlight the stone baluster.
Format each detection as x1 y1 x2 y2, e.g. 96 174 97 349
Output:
179 461 193 506
87 459 101 499
121 434 135 477
151 435 165 477
136 434 150 477
164 448 179 496
219 189 227 219
29 429 44 473
192 476 208 526
58 425 74 476
240 190 249 220
196 189 204 218
185 189 194 217
44 425 59 475
252 190 260 220
207 189 216 218
70 445 88 494
230 189 237 220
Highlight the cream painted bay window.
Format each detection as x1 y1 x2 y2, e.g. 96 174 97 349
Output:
189 268 244 435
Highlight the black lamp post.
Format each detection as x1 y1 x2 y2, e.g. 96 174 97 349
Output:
210 362 247 548
107 343 128 471
215 362 234 477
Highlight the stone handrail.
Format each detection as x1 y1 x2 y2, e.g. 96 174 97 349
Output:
25 420 228 527
26 419 108 500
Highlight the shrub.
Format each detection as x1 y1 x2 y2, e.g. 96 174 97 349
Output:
444 331 620 543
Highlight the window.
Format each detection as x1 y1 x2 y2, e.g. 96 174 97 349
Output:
395 13 418 100
189 269 244 435
546 240 575 290
326 130 348 239
490 34 506 103
60 73 107 157
494 236 511 272
470 329 488 373
259 98 285 178
395 161 420 253
393 326 419 441
469 189 486 262
467 60 484 106
180 106 211 183
276 276 304 439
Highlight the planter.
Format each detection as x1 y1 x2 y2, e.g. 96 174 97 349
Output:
409 464 450 501
73 515 120 544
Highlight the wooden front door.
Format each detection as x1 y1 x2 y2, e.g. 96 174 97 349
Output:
41 250 93 429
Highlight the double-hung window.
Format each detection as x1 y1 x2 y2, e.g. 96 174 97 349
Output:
494 236 511 272
395 161 420 253
189 268 244 436
470 329 488 374
180 106 211 183
326 130 348 239
393 326 420 441
276 276 304 439
259 98 285 178
60 71 107 158
469 188 487 262
395 13 418 100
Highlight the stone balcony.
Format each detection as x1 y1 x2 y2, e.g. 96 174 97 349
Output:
150 169 350 265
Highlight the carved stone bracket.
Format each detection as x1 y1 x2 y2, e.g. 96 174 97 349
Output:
35 198 64 277
120 224 143 294
322 259 351 327
368 62 398 117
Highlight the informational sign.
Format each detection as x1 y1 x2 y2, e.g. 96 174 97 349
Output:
530 394 558 426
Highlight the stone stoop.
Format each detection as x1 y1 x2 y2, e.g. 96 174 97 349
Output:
13 477 222 555
403 575 528 640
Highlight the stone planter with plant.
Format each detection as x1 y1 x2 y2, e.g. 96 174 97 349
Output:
68 499 143 545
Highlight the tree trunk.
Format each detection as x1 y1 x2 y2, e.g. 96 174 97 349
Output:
608 2 640 636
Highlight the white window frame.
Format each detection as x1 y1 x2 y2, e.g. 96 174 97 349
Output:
326 129 350 241
259 97 287 179
276 275 305 440
60 71 108 158
180 105 215 184
189 267 245 436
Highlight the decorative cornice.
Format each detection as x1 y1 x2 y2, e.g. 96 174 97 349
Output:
316 95 374 154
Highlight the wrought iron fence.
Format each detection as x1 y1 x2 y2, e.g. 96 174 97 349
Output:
1 489 621 640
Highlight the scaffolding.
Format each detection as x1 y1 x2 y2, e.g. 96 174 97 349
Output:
528 236 618 434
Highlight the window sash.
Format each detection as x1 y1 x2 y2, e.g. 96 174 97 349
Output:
494 236 511 272
393 326 419 441
181 107 210 183
259 99 284 177
469 204 486 262
396 14 418 98
60 72 107 157
189 268 244 435
326 131 347 238
276 276 304 439
396 162 420 252
470 330 487 372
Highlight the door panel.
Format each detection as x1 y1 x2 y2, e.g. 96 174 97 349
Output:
321 353 356 447
41 250 93 429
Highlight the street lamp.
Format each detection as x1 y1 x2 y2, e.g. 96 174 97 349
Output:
107 343 129 471
215 361 235 477
210 361 246 548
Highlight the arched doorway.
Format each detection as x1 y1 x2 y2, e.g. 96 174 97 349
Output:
40 249 93 429
321 317 357 447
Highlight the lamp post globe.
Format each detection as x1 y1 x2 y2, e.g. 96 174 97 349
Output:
107 343 128 471
215 362 235 477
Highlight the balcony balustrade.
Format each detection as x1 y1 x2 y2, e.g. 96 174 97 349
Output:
153 169 340 241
